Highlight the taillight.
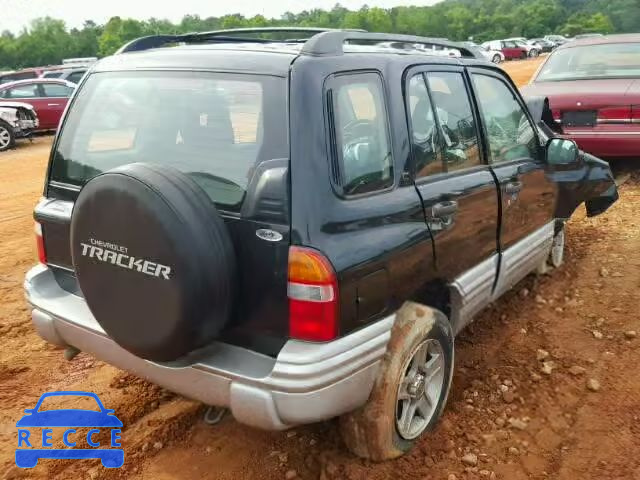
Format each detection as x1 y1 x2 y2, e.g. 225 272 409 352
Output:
287 246 338 342
35 222 47 264
597 106 632 124
551 109 562 123
632 105 640 123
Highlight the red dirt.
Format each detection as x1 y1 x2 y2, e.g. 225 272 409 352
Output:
1 59 639 480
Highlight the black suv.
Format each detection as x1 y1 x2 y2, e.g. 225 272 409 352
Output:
25 28 618 460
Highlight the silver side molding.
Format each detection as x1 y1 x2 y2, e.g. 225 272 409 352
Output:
450 221 555 334
492 222 554 300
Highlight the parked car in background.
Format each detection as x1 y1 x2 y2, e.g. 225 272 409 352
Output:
528 38 556 53
574 33 604 40
0 79 75 130
544 35 571 46
483 40 528 60
0 68 43 85
522 34 640 159
511 38 541 57
0 102 39 151
41 67 87 84
463 41 504 63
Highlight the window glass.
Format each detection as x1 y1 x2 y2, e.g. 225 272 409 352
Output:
472 74 537 163
426 72 481 171
6 84 39 98
51 71 288 212
407 74 443 178
330 73 393 195
43 71 63 78
42 83 73 98
67 71 85 84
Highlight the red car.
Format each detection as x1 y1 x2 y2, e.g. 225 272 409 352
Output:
0 79 75 131
521 34 640 159
483 40 528 60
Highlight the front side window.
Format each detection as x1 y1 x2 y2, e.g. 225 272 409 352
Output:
50 71 288 212
6 84 39 98
472 74 537 163
328 72 393 196
42 83 74 98
426 72 481 171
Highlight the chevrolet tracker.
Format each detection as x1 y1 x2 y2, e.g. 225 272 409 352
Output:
24 28 618 460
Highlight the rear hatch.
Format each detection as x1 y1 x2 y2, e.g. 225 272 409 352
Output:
38 70 291 355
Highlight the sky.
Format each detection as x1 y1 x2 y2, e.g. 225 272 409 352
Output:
1 0 440 33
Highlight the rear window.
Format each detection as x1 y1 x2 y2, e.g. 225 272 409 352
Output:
536 43 640 81
50 71 288 211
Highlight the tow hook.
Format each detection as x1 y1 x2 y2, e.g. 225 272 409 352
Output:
203 406 227 425
63 346 81 361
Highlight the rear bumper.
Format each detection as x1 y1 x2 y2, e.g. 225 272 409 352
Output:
564 131 640 158
24 265 393 430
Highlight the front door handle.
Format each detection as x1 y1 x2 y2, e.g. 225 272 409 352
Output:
47 103 60 106
504 181 523 194
431 200 458 218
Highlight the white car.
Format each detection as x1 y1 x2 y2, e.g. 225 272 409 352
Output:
464 42 504 63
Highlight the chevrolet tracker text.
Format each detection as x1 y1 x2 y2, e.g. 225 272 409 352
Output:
80 242 171 280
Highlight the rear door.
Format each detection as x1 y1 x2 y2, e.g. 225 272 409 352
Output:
406 66 500 333
469 68 556 298
39 82 74 130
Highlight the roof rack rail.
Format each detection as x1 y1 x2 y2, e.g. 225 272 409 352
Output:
116 27 365 54
301 31 478 58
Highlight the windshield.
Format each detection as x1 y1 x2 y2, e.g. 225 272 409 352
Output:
535 43 640 82
51 71 288 211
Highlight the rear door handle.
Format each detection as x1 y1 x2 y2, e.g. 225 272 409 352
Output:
431 200 458 218
47 103 60 106
504 181 523 194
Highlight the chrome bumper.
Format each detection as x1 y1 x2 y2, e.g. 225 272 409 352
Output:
24 265 393 430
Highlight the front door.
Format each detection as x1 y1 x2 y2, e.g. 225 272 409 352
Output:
469 68 556 298
501 41 520 60
405 66 500 333
38 83 73 130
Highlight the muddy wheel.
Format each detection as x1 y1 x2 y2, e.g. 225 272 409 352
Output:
339 302 454 461
0 120 15 152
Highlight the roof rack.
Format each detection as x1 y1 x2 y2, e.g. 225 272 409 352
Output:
303 31 477 58
116 28 363 54
116 27 479 59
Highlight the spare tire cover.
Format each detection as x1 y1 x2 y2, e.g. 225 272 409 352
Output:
70 163 236 362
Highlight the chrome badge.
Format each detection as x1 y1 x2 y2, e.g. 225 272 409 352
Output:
255 229 283 242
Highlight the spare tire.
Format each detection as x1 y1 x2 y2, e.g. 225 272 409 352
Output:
70 163 236 362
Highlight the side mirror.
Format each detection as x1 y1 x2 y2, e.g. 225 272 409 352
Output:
546 138 579 165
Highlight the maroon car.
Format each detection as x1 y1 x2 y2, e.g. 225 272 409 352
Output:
0 79 75 131
521 34 640 159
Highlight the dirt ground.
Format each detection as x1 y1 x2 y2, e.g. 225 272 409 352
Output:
1 57 640 480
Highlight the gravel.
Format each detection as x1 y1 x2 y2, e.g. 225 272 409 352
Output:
461 453 478 466
587 379 601 392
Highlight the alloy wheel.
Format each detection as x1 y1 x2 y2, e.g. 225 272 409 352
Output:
395 338 445 440
0 126 11 150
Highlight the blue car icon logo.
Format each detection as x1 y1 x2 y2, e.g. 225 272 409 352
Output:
15 391 123 468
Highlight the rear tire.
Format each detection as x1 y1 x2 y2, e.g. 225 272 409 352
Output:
492 54 501 64
0 120 15 152
339 302 454 461
529 49 540 58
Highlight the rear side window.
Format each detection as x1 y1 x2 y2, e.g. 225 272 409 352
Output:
5 84 39 98
426 72 481 171
50 71 288 212
42 83 73 97
407 74 443 178
327 72 393 196
67 71 85 84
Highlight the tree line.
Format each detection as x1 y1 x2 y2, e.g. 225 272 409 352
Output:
0 0 638 70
